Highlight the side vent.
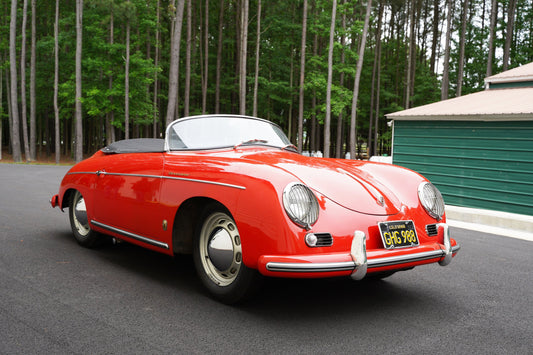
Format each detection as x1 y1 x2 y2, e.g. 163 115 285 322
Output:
425 224 438 236
315 233 333 246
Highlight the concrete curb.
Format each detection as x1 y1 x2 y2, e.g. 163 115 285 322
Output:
446 205 533 242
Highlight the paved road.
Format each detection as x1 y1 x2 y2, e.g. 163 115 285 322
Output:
1 163 532 354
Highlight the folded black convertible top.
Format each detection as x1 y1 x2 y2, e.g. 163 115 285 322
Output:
101 138 165 154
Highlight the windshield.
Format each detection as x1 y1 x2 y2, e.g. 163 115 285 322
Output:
166 115 292 150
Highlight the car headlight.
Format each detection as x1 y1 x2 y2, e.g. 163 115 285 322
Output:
283 182 319 229
418 182 445 220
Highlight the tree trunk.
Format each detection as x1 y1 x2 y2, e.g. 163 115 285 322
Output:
191 5 199 115
419 0 428 67
311 91 316 153
234 2 241 113
6 64 13 156
29 0 36 160
153 0 160 137
368 1 383 158
456 0 468 97
486 0 497 77
252 0 261 118
324 0 336 158
429 0 439 74
297 0 307 153
21 0 30 161
54 0 60 164
373 1 383 156
166 0 185 127
75 0 83 162
9 0 22 163
125 2 131 139
503 0 517 71
336 1 346 159
106 8 114 145
184 0 191 117
288 47 294 141
202 0 208 114
169 0 176 47
310 28 318 154
349 0 372 160
441 0 454 100
239 0 249 116
215 0 224 114
145 3 151 139
405 0 416 109
403 0 415 109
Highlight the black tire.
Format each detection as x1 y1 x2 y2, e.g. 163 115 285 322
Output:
68 190 104 248
193 203 261 304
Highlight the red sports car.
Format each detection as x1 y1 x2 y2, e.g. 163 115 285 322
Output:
51 114 459 303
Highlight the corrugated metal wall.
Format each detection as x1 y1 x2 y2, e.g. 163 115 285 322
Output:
392 120 533 216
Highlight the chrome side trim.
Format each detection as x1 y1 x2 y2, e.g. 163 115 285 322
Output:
162 175 246 190
91 220 169 250
68 171 245 190
103 172 160 179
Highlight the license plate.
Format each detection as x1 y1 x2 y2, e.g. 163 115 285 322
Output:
378 220 419 249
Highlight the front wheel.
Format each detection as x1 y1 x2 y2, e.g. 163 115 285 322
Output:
193 204 261 304
69 190 103 248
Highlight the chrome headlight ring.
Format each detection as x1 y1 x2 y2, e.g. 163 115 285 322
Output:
418 181 445 221
283 182 319 230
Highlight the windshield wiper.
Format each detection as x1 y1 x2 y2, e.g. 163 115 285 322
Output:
233 139 268 149
281 144 298 153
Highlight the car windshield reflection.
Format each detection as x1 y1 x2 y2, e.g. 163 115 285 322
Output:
166 115 292 150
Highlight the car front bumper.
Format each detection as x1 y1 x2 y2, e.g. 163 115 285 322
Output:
258 223 460 279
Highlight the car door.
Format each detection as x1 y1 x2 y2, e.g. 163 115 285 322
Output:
92 153 166 247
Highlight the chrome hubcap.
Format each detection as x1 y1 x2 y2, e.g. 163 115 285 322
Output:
208 228 235 271
199 212 242 286
73 192 90 236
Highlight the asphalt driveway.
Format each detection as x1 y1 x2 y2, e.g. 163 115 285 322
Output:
1 163 531 354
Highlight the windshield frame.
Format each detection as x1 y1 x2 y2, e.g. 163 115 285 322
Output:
164 114 293 152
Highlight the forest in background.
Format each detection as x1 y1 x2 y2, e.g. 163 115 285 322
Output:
1 0 532 163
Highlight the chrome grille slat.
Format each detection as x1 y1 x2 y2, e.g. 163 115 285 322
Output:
314 233 333 247
425 224 438 236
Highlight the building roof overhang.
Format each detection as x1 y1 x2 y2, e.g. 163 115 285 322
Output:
484 62 533 86
386 87 533 121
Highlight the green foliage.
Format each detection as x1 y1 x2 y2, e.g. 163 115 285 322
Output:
1 0 533 158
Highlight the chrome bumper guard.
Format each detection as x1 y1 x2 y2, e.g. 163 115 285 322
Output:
265 225 460 278
437 223 452 266
350 230 367 280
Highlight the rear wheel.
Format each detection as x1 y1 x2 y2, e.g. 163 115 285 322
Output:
193 204 261 304
69 190 102 248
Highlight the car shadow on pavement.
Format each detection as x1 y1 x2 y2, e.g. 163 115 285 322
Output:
53 229 437 315
250 275 415 305
238 271 447 322
53 230 202 292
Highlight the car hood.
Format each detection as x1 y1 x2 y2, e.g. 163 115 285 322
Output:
241 151 403 215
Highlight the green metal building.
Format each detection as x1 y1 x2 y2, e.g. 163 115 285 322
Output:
387 63 533 216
